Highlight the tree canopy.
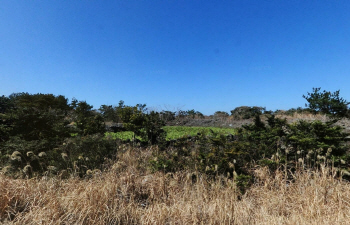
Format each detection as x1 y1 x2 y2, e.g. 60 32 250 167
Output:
303 87 349 118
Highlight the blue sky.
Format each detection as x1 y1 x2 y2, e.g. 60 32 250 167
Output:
1 1 350 115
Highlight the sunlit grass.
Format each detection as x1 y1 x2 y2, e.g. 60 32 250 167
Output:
105 126 237 141
163 126 236 140
105 131 135 140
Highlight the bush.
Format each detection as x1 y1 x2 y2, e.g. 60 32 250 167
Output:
230 106 265 119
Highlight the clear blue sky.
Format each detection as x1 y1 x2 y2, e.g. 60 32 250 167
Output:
1 1 350 115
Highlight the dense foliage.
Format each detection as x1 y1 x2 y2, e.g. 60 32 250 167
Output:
1 90 350 186
230 106 266 119
150 114 349 192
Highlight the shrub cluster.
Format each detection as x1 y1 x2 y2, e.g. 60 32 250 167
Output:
0 93 169 178
150 114 350 192
1 88 350 187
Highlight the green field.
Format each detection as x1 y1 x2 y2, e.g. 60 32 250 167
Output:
105 126 236 141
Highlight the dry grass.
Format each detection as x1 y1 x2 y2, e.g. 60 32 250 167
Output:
275 112 329 123
1 146 350 224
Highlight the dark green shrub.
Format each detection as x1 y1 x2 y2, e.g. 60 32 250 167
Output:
142 111 166 146
72 101 106 136
230 106 265 119
57 134 117 175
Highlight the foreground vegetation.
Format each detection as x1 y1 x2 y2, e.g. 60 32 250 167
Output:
1 146 350 224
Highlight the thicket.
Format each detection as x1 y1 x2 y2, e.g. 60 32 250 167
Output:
1 88 350 189
149 114 349 191
0 93 167 177
0 93 112 178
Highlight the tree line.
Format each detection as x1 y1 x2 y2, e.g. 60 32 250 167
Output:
0 88 349 179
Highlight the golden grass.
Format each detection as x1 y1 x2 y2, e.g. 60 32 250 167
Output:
1 146 350 224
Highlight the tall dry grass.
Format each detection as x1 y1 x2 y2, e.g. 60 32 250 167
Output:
1 146 350 224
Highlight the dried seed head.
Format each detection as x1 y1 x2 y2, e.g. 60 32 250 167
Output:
298 158 303 163
38 152 47 157
11 155 21 162
11 151 22 157
26 151 34 157
341 169 350 176
23 165 32 174
214 164 218 172
86 170 93 175
229 162 234 169
78 156 84 160
233 171 238 178
341 159 346 165
297 151 301 155
327 148 332 153
61 153 68 161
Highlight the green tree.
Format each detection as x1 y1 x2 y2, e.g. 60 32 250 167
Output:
214 111 229 118
1 93 72 142
99 105 118 122
73 101 105 135
142 111 166 145
119 105 145 138
303 88 349 117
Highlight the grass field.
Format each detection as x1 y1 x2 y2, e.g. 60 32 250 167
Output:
164 126 236 140
105 126 237 141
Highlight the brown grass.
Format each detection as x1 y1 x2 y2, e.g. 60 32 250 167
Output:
1 146 350 224
274 112 329 123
